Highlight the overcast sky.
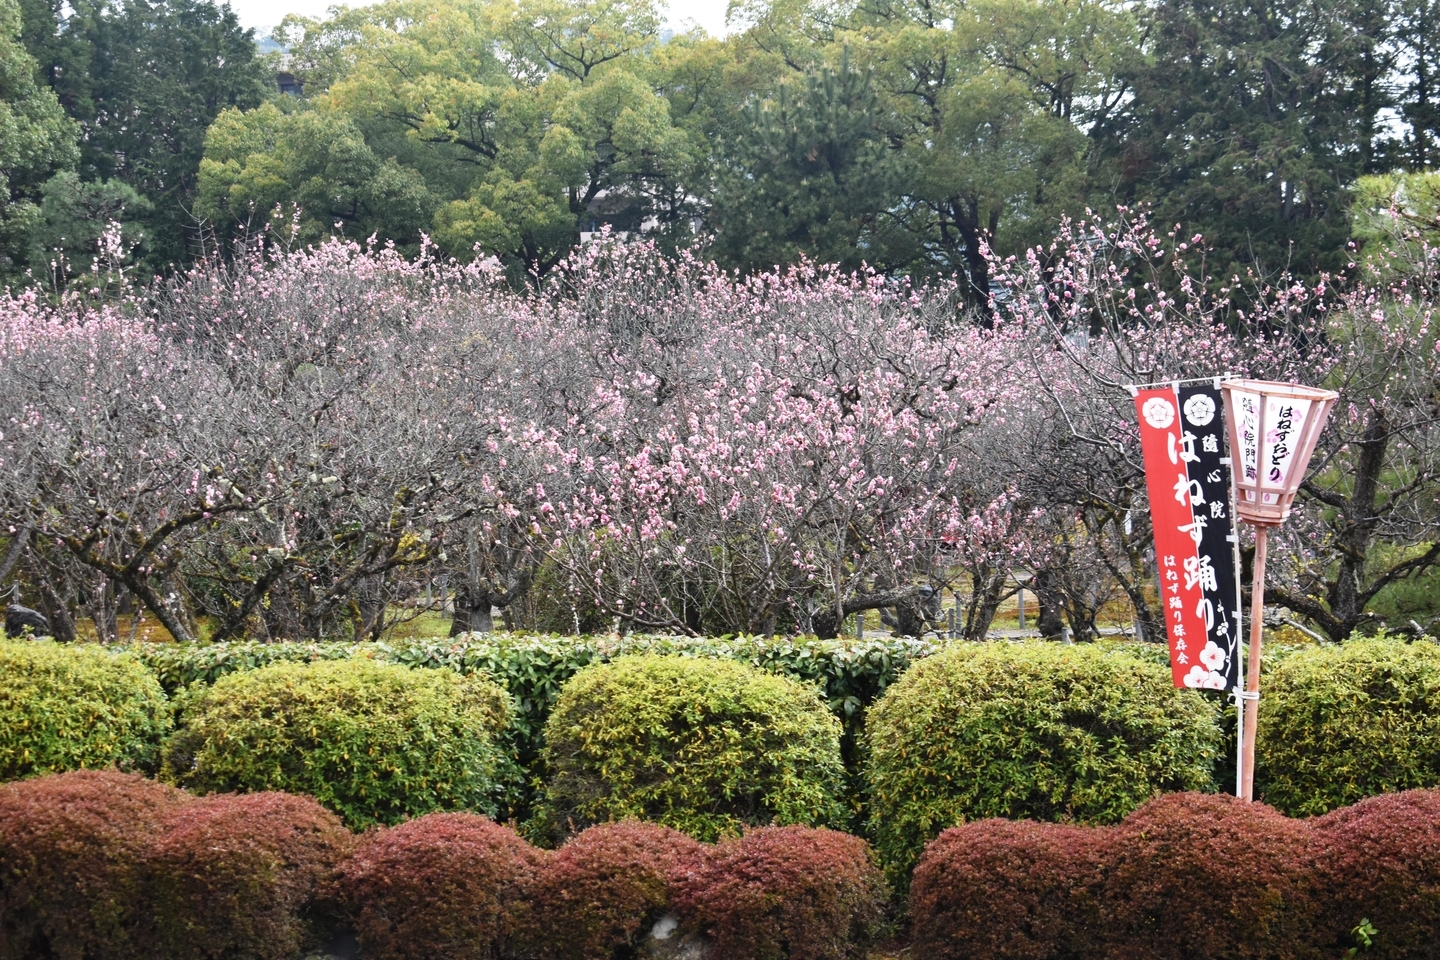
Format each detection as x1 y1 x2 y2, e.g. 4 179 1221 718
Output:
230 0 732 36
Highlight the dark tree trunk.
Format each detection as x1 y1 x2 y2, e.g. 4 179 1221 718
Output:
37 579 76 642
450 585 496 635
811 584 931 640
963 568 1010 640
1033 567 1067 639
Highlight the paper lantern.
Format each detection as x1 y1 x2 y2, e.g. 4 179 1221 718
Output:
1220 379 1338 525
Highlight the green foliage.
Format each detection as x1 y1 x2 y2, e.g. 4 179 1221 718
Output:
0 0 76 278
122 631 935 820
1353 172 1440 254
197 101 435 251
1097 0 1356 283
22 0 271 272
161 657 512 828
1257 635 1440 816
709 55 911 272
121 631 934 749
0 640 170 781
535 653 847 842
1361 541 1440 626
262 0 711 275
25 169 150 286
864 641 1223 885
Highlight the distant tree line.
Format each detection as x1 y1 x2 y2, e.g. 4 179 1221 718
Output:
2 0 1440 295
1 0 268 286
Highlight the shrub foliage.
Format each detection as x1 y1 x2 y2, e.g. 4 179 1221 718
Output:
909 819 1109 960
1311 788 1440 959
161 658 510 827
864 642 1222 883
670 825 888 960
515 820 707 960
0 640 170 781
1257 635 1440 815
1099 793 1315 960
536 654 847 842
334 812 543 960
147 792 352 960
122 632 933 751
0 770 188 960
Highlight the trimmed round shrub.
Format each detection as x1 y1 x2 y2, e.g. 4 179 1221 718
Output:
334 812 543 960
669 825 888 960
1100 793 1315 960
909 819 1110 960
1311 788 1440 958
0 770 189 960
161 658 511 828
0 640 171 781
147 792 353 960
536 654 846 842
1257 636 1440 815
515 820 707 960
864 642 1222 884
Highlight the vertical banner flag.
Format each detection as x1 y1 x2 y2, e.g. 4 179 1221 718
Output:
1135 385 1242 690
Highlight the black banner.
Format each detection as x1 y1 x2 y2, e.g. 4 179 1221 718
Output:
1173 385 1242 691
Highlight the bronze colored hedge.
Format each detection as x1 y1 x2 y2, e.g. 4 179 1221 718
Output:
1311 789 1440 959
334 812 543 960
0 770 187 960
670 825 888 960
909 819 1108 960
1100 793 1315 960
515 820 707 960
147 792 352 960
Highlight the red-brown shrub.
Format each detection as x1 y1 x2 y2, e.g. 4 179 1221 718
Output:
908 819 1111 960
670 825 887 960
334 812 544 960
515 820 707 960
146 792 353 960
1100 793 1315 960
1311 788 1440 959
0 770 190 960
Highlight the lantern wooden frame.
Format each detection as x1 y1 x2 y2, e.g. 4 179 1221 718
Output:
1219 378 1337 802
1220 379 1338 526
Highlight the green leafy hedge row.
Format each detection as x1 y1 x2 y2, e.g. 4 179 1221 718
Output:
119 632 939 764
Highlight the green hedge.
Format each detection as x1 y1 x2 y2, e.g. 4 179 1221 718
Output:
0 640 170 781
864 641 1223 886
534 654 847 842
161 658 512 828
121 633 935 783
1257 635 1440 816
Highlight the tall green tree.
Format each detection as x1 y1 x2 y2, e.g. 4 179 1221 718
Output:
710 56 908 271
197 101 435 250
1393 0 1440 169
261 0 709 277
0 0 76 279
22 0 270 270
720 0 1133 301
1091 0 1361 282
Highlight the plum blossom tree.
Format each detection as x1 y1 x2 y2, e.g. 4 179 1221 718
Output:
3 217 1439 644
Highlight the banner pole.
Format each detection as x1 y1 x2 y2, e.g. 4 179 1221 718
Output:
1240 524 1269 801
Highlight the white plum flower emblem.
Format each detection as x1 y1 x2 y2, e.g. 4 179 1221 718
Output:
1142 397 1176 430
1199 641 1227 672
1183 393 1217 427
1183 664 1228 690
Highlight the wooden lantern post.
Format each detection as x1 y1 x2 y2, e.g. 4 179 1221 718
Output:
1220 379 1337 801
